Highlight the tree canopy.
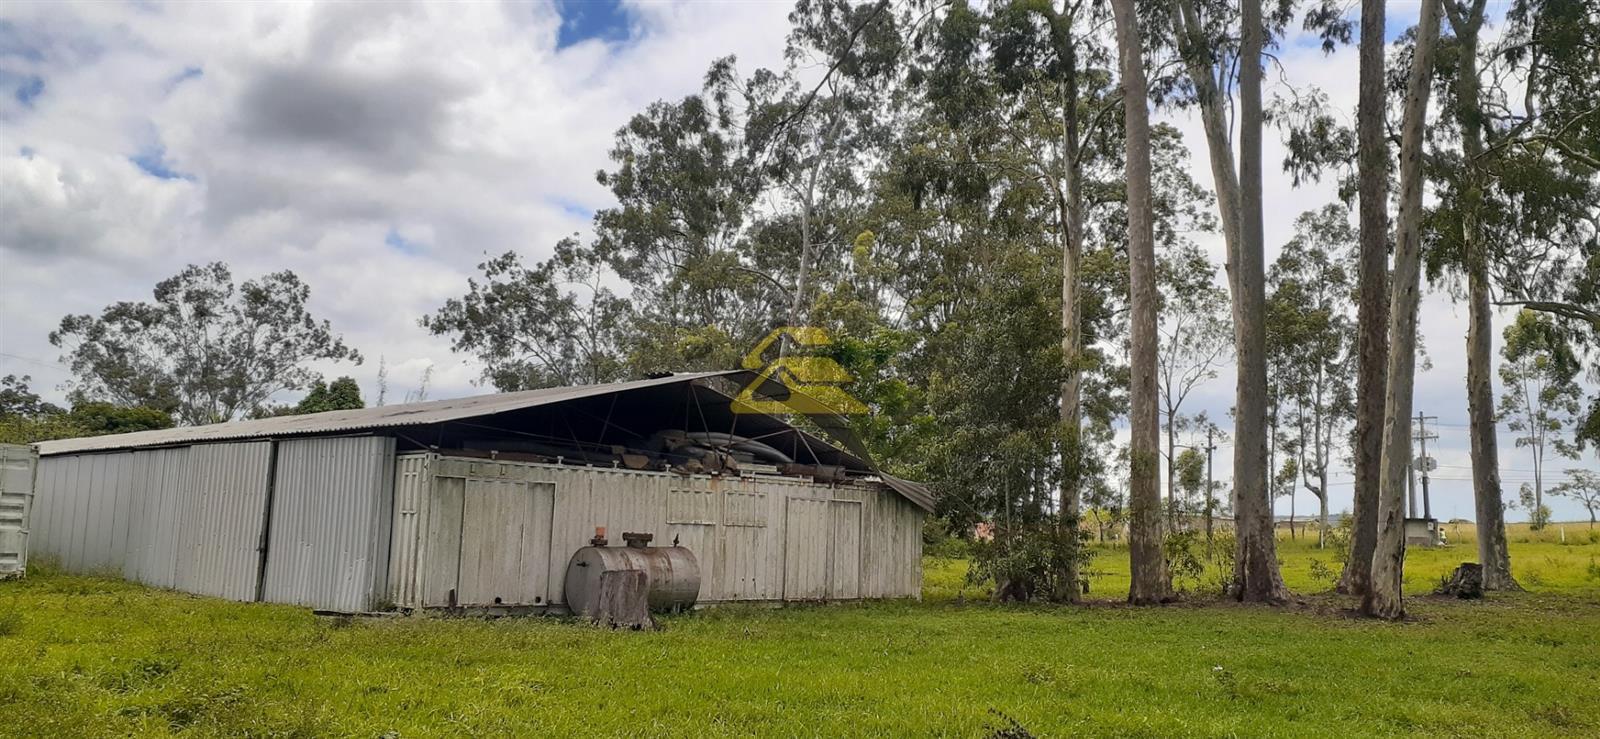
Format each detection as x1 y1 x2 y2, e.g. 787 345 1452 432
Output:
50 263 361 426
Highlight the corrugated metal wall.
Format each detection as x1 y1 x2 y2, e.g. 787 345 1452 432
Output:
388 454 924 609
0 444 36 578
32 441 922 612
31 442 272 600
261 437 396 612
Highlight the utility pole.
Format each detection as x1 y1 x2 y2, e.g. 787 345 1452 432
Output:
1414 412 1438 520
1406 433 1417 520
1204 427 1216 555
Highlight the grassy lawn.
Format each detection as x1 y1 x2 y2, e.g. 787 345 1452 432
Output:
3 524 1598 737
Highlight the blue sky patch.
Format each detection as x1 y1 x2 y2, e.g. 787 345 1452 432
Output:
13 75 43 107
385 228 425 256
552 196 594 220
0 20 46 63
555 0 632 49
170 66 203 88
129 142 191 181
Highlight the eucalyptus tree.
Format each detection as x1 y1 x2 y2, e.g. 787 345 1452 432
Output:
1340 0 1390 599
1110 0 1169 605
424 241 632 390
1498 310 1584 527
1551 470 1600 527
986 0 1121 595
857 1 1210 600
50 263 361 426
719 0 905 330
843 0 1066 539
587 90 780 366
1268 206 1357 548
1367 0 1445 621
1154 0 1359 603
1174 446 1206 518
0 374 61 418
1157 244 1231 527
1234 0 1282 602
1419 0 1599 587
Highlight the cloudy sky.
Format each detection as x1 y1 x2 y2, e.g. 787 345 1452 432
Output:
1 0 1593 522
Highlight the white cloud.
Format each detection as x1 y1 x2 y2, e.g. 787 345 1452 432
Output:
1 0 794 407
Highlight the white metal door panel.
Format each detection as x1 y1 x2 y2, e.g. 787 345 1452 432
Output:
457 479 554 606
0 444 36 578
171 442 272 601
829 500 862 599
722 525 767 600
784 498 830 600
423 477 465 607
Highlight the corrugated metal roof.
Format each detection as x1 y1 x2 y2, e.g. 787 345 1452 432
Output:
879 473 936 514
34 369 937 512
35 372 738 456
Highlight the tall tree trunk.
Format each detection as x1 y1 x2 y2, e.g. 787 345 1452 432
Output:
1059 190 1084 600
791 180 816 328
1168 0 1242 255
1313 406 1329 548
787 112 846 333
1059 29 1086 604
1167 414 1179 528
1365 0 1443 620
1339 0 1390 600
1445 0 1520 590
1289 480 1296 540
1112 0 1168 605
1205 427 1215 555
1319 476 1329 549
1169 0 1285 601
1232 0 1290 603
1533 440 1543 525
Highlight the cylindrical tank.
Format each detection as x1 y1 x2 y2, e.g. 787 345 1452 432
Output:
564 533 700 617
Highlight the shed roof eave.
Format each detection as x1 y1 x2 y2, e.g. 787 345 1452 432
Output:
34 371 739 456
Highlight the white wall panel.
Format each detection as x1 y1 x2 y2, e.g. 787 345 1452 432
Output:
387 454 926 610
0 444 36 577
32 443 269 601
261 436 395 612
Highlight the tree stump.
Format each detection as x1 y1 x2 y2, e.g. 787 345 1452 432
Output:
1436 563 1484 599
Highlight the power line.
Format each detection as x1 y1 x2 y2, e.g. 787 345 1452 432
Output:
1324 475 1585 487
1434 463 1538 472
0 352 65 370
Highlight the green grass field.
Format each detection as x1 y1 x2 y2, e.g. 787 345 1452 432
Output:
3 523 1598 737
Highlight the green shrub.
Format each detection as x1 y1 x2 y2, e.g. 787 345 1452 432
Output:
967 515 1094 602
1162 530 1237 596
1163 530 1206 594
923 516 972 559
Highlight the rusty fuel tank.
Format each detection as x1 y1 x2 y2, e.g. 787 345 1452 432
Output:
563 530 700 618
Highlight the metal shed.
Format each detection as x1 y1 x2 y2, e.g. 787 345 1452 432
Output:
29 372 930 612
